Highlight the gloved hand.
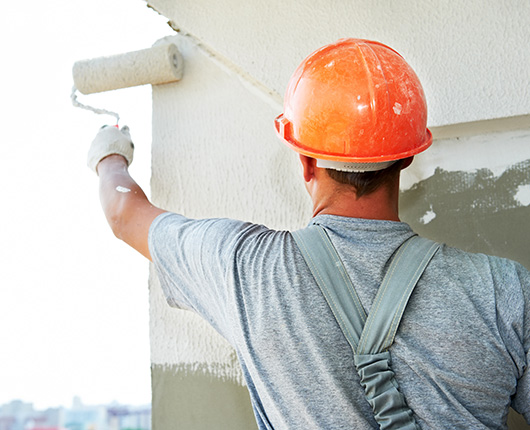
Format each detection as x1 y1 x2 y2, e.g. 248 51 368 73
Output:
87 125 134 174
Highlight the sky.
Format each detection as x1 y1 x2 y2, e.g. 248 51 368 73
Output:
0 0 172 409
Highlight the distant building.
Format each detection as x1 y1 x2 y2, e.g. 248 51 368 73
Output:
107 405 150 430
63 397 107 430
0 399 150 430
0 400 44 430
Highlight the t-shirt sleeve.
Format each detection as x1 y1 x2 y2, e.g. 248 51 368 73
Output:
147 211 266 339
511 262 530 421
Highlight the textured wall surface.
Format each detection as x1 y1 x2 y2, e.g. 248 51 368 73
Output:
401 127 530 267
144 1 530 428
147 0 530 127
149 33 309 429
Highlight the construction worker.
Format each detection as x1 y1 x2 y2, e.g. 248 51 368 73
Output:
88 39 530 429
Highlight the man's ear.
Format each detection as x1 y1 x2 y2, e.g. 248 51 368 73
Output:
400 156 414 170
299 154 317 182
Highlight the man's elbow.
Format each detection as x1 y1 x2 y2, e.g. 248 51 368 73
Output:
106 211 128 241
103 196 132 241
102 194 163 260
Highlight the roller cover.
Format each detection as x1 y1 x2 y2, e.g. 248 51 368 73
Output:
73 43 183 94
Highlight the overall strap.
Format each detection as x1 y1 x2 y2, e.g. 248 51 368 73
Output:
292 224 441 430
357 235 441 355
353 234 440 430
292 225 366 351
292 225 440 353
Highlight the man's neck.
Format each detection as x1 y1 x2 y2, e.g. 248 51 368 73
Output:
301 155 403 222
311 182 401 222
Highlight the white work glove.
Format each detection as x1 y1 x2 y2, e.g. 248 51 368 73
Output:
87 125 134 173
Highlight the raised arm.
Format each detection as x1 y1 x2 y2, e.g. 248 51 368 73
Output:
88 126 166 261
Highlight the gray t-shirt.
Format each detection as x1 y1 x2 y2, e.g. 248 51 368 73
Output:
149 212 530 429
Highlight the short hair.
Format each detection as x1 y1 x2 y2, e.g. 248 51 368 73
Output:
325 159 405 198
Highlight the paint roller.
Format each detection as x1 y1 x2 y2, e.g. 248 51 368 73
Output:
71 43 183 123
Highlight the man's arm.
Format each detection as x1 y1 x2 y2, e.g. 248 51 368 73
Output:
97 155 165 261
88 126 165 261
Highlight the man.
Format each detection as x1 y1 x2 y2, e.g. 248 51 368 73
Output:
89 39 529 429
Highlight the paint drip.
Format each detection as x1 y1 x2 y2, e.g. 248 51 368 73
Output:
116 186 131 193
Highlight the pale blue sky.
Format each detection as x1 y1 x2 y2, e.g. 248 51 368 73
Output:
0 0 172 409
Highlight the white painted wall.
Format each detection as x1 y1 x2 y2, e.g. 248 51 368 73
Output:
149 34 310 383
147 0 530 127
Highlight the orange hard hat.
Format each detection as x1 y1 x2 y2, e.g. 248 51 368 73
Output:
275 38 432 172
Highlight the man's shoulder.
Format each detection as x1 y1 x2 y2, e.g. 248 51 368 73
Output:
439 242 528 271
432 243 530 297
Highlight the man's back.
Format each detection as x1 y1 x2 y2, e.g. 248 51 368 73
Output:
149 212 530 429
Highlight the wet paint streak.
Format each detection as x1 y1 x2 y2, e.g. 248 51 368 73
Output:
400 160 530 269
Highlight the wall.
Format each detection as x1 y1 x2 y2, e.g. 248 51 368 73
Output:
147 0 530 127
401 125 530 268
145 0 530 428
